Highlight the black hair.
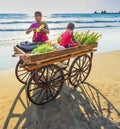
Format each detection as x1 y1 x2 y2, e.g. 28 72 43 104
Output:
35 11 42 16
66 23 75 30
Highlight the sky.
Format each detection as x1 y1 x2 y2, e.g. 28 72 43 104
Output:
0 0 120 14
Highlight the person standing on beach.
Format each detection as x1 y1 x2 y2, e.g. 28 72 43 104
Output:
26 11 50 43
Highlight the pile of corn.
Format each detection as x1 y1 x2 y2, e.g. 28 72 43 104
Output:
31 43 55 54
57 31 102 45
74 31 102 45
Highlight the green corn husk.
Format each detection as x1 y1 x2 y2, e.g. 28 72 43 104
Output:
76 32 84 44
57 36 61 44
32 43 55 54
84 32 96 45
81 31 90 44
74 31 79 39
74 31 102 45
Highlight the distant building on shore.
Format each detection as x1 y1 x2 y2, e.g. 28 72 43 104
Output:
94 10 120 14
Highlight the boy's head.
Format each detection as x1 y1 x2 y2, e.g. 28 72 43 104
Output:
66 23 75 30
34 11 42 22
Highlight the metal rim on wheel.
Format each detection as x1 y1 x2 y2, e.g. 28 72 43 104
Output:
27 64 64 105
15 59 31 84
69 55 92 87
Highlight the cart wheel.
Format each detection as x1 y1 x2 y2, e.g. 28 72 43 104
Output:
15 59 30 84
27 64 64 105
69 55 92 87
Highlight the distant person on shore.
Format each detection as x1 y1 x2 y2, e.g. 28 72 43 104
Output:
60 23 79 48
26 11 50 43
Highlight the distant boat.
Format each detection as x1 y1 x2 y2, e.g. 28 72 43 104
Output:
94 10 120 14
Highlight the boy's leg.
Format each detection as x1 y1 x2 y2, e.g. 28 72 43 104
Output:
70 43 78 47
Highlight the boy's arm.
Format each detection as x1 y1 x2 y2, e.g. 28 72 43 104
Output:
71 31 82 47
71 31 78 44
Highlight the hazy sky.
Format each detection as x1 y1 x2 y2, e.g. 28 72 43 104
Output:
0 0 120 14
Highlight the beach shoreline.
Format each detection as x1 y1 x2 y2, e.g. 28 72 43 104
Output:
0 50 120 129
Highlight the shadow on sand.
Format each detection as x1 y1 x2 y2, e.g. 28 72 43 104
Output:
3 82 120 129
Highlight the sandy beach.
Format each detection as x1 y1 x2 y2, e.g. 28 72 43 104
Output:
0 50 120 129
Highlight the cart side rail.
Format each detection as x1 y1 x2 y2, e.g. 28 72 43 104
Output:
13 43 97 66
25 43 97 63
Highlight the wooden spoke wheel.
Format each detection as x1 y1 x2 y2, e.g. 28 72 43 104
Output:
69 55 92 87
27 64 64 105
15 59 31 84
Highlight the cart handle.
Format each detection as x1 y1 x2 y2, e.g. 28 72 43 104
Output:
12 53 34 57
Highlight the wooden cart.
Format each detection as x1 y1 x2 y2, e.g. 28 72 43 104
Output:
13 43 97 105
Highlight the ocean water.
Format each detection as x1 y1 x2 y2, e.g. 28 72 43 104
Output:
0 13 120 70
0 13 120 42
